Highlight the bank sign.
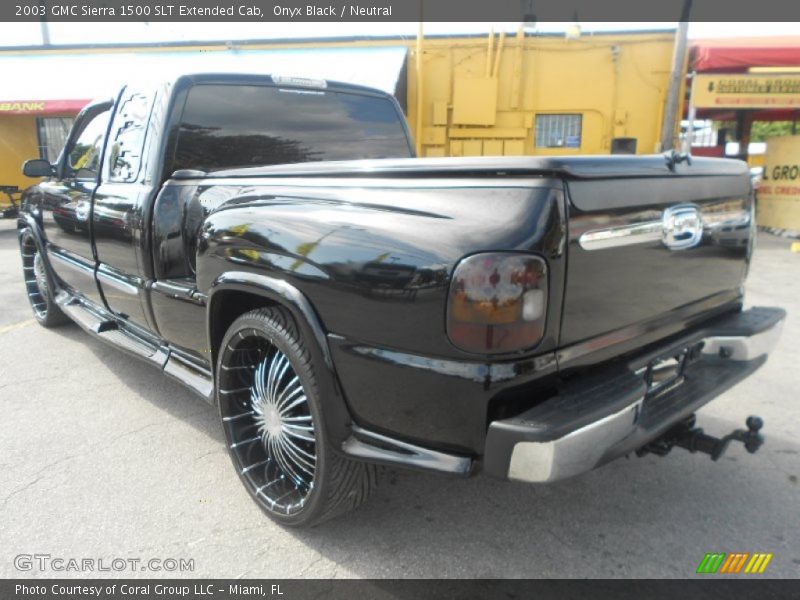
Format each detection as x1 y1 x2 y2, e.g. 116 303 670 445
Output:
0 99 89 114
693 74 800 109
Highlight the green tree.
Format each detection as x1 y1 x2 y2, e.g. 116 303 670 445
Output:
749 121 796 142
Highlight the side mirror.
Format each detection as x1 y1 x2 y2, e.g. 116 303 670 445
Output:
22 159 54 178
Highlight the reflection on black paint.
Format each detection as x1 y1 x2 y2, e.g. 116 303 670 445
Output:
171 84 411 173
175 124 320 172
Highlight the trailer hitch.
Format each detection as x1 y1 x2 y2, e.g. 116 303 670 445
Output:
637 415 764 461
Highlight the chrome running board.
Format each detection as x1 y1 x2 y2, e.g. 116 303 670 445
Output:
55 291 213 404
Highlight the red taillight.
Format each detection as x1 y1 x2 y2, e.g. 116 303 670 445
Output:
446 253 548 354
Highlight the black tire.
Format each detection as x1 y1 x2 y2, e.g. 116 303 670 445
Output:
216 307 377 527
20 232 69 328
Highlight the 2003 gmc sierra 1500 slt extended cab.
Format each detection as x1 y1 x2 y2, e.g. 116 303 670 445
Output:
17 73 785 527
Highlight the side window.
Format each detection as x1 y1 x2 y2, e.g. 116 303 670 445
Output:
107 90 154 182
68 109 111 180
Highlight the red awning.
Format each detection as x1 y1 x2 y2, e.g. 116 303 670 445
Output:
0 99 90 115
692 36 800 73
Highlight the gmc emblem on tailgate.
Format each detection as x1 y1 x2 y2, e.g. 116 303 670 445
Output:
662 204 703 250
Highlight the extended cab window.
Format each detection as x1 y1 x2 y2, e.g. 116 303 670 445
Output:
67 109 111 180
107 90 154 182
172 83 411 173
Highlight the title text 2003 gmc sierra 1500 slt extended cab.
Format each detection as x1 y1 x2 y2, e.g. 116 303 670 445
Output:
18 73 785 527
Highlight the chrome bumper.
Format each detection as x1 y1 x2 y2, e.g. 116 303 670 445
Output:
484 307 785 483
508 397 643 482
701 317 784 362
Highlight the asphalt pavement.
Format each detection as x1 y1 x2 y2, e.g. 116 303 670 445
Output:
0 219 798 578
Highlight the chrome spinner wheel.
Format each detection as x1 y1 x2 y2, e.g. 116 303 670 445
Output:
218 307 378 527
33 252 49 300
21 238 49 320
219 329 317 516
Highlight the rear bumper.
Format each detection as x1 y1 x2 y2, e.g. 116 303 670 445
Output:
483 306 786 483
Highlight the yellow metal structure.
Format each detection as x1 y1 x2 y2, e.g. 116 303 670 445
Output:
0 29 679 199
406 30 677 157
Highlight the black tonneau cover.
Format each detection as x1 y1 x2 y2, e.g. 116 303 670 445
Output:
172 154 748 181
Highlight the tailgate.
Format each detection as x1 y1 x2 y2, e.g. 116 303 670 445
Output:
561 158 752 350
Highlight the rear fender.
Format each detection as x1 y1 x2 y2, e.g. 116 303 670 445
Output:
206 271 352 446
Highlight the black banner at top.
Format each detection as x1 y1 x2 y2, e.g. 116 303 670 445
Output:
4 0 800 22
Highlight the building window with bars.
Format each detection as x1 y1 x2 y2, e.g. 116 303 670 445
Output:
36 117 73 163
534 114 582 149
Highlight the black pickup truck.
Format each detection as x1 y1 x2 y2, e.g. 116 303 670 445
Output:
18 73 785 527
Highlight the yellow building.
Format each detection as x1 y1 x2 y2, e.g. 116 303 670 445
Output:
0 114 43 192
0 29 679 202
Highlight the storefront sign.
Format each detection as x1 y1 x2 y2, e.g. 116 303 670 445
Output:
692 74 800 109
758 135 800 231
0 99 89 114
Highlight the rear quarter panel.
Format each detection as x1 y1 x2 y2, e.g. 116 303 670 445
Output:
189 177 566 453
195 178 567 360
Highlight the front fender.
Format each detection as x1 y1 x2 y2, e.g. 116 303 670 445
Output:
17 213 59 290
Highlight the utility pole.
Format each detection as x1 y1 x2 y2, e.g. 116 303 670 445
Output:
40 21 50 45
659 0 692 152
40 1 50 45
414 0 424 157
